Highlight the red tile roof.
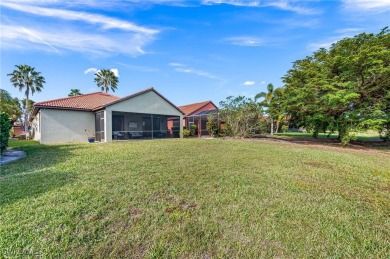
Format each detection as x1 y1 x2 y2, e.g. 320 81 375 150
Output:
97 87 184 114
34 92 120 111
32 88 184 117
178 100 217 116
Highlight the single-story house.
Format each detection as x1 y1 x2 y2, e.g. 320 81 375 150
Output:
175 100 219 136
30 88 184 144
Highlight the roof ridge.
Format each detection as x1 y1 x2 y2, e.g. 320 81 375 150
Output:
179 100 211 108
93 87 184 114
35 91 119 105
96 87 154 109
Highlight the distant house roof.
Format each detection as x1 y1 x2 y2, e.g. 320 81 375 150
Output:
178 100 218 117
191 109 219 116
31 88 184 118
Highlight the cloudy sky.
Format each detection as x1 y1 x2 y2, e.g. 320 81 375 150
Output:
1 0 389 106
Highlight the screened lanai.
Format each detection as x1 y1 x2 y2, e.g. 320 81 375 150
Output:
185 109 219 137
110 111 181 141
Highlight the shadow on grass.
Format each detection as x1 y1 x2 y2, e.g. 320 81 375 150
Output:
0 140 82 206
0 170 75 207
256 135 390 150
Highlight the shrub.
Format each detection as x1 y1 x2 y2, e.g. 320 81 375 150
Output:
183 128 190 138
190 124 197 136
206 114 219 137
0 112 12 154
281 125 288 133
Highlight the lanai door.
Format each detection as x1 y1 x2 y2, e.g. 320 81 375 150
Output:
95 111 105 142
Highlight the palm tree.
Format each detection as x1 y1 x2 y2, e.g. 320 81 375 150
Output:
7 65 45 131
94 69 118 93
255 83 275 135
68 89 82 96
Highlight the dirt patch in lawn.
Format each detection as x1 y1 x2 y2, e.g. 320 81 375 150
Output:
222 136 390 156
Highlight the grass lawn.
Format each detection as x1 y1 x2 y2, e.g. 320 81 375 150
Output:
1 139 389 258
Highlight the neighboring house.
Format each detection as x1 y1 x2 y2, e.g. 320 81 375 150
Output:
11 122 23 138
176 100 219 136
30 88 184 144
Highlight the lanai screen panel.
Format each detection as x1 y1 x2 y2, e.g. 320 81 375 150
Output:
112 111 180 140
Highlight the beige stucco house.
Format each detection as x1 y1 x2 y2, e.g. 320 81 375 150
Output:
30 88 184 144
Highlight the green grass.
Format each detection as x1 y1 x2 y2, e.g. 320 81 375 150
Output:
1 139 389 258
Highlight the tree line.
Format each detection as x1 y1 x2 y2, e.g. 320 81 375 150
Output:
217 28 390 144
1 66 119 131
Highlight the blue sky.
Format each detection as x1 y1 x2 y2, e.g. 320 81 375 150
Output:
1 0 389 106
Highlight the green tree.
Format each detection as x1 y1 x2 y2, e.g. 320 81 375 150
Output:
0 112 12 154
68 89 82 96
219 96 261 137
21 98 35 112
281 28 390 144
0 89 22 123
94 69 118 93
7 65 45 131
255 83 275 135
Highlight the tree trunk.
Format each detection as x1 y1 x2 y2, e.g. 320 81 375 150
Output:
275 120 280 134
24 87 29 132
270 117 274 135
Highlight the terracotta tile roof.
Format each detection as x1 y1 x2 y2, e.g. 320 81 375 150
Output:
34 92 120 110
31 88 184 117
178 100 216 116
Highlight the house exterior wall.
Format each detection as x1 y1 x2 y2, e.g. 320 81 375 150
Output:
104 91 183 141
31 111 41 141
12 126 23 138
39 109 95 144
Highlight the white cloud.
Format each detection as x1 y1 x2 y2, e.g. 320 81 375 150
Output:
224 36 264 46
116 62 159 72
1 2 158 35
202 0 260 7
168 62 185 67
0 0 187 8
263 1 319 15
243 80 255 86
110 68 119 77
0 1 158 57
2 0 319 14
202 0 318 14
84 67 119 76
169 62 224 81
1 24 154 56
260 80 266 85
84 68 98 74
343 0 390 12
307 27 364 51
307 42 333 51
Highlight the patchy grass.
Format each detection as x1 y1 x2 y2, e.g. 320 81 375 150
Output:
275 131 382 141
1 139 389 258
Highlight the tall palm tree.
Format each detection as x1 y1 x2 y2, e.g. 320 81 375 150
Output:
94 69 118 93
7 65 45 131
255 83 275 135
